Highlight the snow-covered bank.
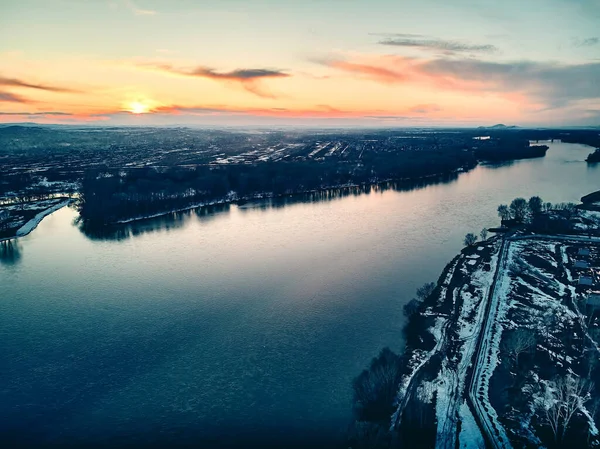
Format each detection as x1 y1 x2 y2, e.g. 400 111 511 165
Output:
1 199 71 242
390 239 504 448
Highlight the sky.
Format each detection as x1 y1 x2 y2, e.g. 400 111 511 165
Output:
0 0 599 127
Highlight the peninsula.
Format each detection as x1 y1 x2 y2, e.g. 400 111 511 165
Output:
350 194 600 448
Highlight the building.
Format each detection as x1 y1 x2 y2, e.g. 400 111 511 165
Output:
578 248 591 257
575 260 590 269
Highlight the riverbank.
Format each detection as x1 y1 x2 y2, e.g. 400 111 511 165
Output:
354 200 600 448
86 168 467 226
0 198 71 242
368 233 600 448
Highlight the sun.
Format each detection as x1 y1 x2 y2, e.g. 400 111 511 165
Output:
128 101 150 114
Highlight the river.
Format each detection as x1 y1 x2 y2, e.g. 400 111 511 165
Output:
1 141 598 448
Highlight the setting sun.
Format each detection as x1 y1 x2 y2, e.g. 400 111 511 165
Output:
128 101 150 114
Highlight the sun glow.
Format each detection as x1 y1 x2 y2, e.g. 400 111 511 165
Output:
128 101 150 114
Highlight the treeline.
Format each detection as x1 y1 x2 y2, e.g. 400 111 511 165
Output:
558 129 600 148
1 169 79 205
78 148 476 224
497 196 578 223
473 137 548 161
495 196 590 234
0 191 74 207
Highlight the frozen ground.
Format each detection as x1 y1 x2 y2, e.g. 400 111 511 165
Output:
393 233 600 448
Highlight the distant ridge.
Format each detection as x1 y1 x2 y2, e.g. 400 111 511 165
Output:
0 124 48 134
476 124 520 130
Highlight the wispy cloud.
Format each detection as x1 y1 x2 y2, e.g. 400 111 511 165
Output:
148 102 442 121
363 115 417 120
152 105 241 115
124 0 157 15
0 76 80 93
574 37 599 47
152 104 327 117
423 58 600 108
321 59 408 84
321 55 600 109
376 34 498 54
0 91 30 103
409 104 441 114
141 63 291 98
0 111 73 116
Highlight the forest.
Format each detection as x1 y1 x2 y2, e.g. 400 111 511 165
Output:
77 146 476 224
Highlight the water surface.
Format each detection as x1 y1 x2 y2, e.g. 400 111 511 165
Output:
1 142 598 448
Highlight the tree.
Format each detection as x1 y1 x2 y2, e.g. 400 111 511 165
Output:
555 202 578 220
416 282 436 301
464 233 478 247
501 328 537 368
404 282 436 317
497 204 511 221
510 197 529 222
544 202 553 212
528 196 544 216
348 421 390 449
403 298 421 317
538 375 593 444
352 347 403 422
480 228 488 241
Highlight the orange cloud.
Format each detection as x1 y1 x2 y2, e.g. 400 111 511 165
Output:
326 60 409 84
0 75 81 93
139 63 291 98
321 55 489 92
321 54 600 111
147 102 443 120
0 91 31 103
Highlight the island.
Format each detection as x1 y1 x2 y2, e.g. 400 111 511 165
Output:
349 194 600 449
586 148 600 164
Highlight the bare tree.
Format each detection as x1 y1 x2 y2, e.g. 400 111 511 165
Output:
539 375 594 444
585 348 600 378
480 228 488 241
510 197 529 222
416 282 436 301
497 204 511 221
555 202 578 220
528 196 544 216
501 328 537 368
404 282 436 317
464 233 478 247
348 421 390 449
587 398 600 447
353 348 403 422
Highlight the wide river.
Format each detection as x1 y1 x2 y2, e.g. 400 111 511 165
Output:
1 142 598 448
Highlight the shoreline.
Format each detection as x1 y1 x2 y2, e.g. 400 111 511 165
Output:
99 167 470 226
0 199 72 243
380 223 600 447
